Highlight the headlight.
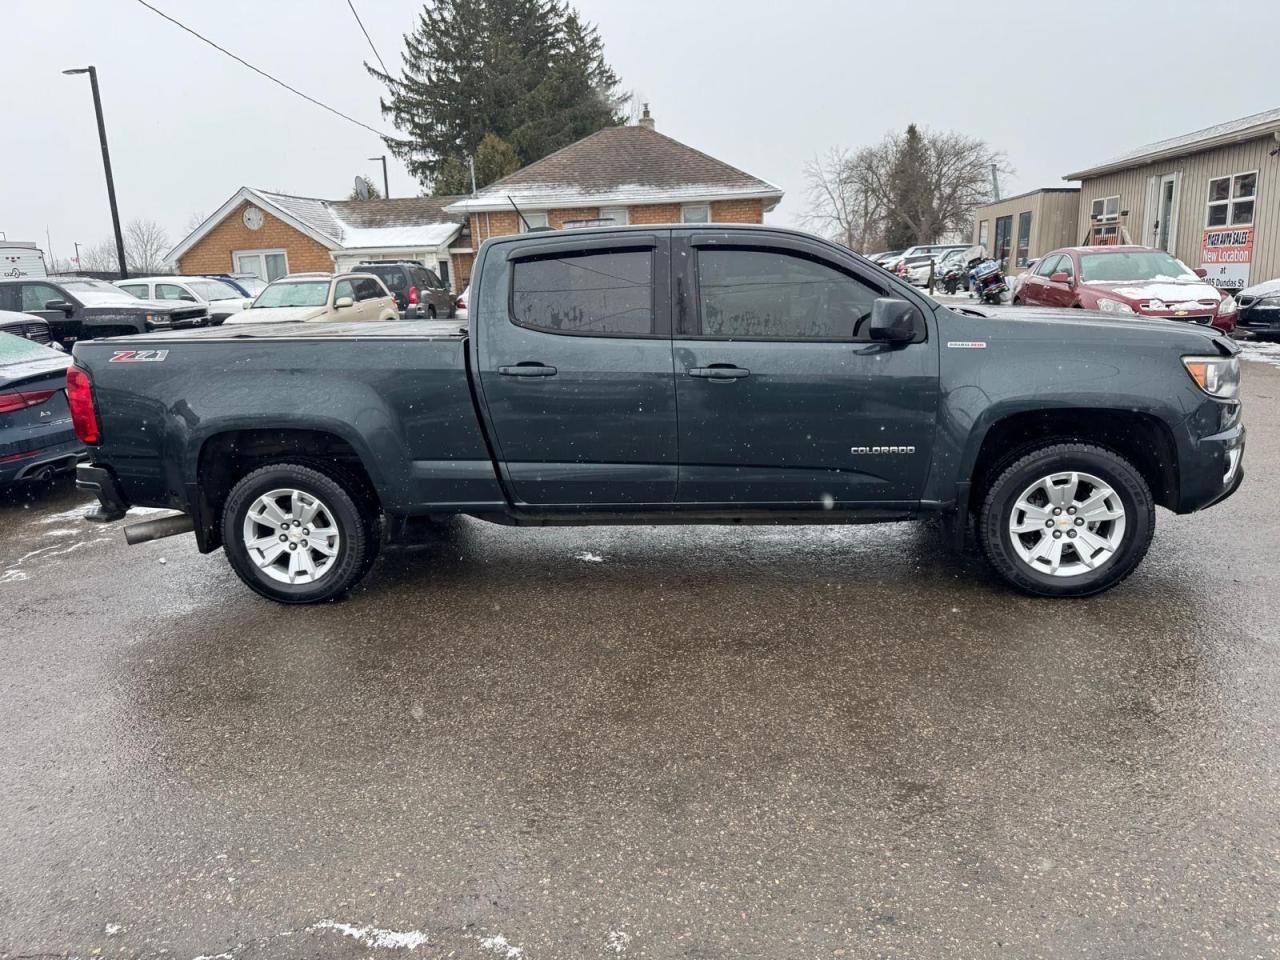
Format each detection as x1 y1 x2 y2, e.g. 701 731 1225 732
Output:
1182 355 1240 399
1218 295 1238 316
1096 297 1135 314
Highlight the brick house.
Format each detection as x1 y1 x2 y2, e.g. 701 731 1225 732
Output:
443 109 783 287
169 111 781 291
168 187 466 288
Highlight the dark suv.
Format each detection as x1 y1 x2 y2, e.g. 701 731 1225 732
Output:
356 261 454 319
0 277 207 346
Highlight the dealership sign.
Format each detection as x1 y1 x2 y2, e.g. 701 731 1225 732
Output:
1199 227 1253 291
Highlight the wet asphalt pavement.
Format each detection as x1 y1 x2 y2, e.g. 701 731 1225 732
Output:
3 356 1280 960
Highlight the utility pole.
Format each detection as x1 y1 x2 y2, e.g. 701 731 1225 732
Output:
368 155 389 199
64 65 127 278
989 163 1001 201
74 242 83 271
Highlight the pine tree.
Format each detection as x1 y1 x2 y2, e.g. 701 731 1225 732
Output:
369 0 628 193
432 133 522 196
886 123 930 249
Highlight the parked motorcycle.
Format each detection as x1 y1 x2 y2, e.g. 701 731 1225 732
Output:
940 259 964 294
969 257 1007 304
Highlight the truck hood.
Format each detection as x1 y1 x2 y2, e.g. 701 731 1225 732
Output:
1080 279 1222 305
225 305 330 324
945 303 1232 350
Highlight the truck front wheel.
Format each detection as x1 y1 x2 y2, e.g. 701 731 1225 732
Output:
221 463 380 603
978 443 1155 597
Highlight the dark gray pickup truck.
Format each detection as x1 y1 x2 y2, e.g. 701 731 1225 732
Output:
69 225 1245 603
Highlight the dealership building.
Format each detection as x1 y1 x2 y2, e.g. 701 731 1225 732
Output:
1063 106 1280 291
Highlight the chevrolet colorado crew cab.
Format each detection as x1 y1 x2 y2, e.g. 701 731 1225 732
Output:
69 225 1245 603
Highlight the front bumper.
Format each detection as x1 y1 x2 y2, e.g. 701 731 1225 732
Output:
1176 400 1246 513
1237 303 1280 337
76 461 130 521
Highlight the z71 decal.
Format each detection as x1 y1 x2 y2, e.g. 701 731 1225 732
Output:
109 349 169 363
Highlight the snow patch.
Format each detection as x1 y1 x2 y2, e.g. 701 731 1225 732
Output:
478 934 524 959
576 551 605 563
1240 342 1280 368
104 923 122 936
192 953 233 960
606 929 632 953
0 570 28 584
42 527 82 537
310 919 429 951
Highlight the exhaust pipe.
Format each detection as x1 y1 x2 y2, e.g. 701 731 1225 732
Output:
124 513 195 546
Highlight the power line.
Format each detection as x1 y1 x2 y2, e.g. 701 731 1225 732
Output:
345 0 390 75
132 0 391 140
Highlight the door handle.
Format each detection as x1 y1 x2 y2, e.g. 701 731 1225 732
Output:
688 365 750 380
498 362 557 377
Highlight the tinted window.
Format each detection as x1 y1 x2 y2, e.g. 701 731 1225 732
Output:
424 269 443 288
367 266 407 294
511 249 653 336
696 248 881 340
21 284 64 312
354 278 384 300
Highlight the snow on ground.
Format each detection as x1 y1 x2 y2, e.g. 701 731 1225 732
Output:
477 934 524 959
1239 341 1280 368
309 919 429 951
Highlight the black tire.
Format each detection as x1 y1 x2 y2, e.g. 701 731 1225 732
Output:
221 462 380 604
978 443 1154 597
426 305 437 319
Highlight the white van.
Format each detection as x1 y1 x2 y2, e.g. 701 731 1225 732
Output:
0 242 48 280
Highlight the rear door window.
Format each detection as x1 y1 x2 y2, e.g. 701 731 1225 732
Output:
511 249 654 336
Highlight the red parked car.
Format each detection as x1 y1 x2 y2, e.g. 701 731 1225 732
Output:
1013 245 1238 333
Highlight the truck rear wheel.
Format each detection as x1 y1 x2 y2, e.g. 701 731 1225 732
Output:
978 443 1154 597
221 462 379 604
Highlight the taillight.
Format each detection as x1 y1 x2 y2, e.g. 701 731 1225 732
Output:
456 294 466 310
0 389 57 414
408 285 418 305
66 366 100 443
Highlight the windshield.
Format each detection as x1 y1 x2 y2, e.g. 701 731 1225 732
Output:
186 279 240 301
252 280 330 308
0 331 56 366
1080 251 1198 283
59 279 138 305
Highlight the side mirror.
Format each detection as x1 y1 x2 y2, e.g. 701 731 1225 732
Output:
1050 272 1071 284
334 296 354 309
45 299 74 315
868 297 922 344
1194 267 1208 278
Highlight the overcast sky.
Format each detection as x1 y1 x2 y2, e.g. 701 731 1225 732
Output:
5 0 1278 263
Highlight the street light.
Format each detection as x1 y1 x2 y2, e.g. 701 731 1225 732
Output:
63 66 127 279
368 156 389 199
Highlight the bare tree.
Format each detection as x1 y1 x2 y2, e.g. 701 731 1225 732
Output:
124 219 171 274
802 146 885 252
185 210 208 232
841 126 1012 248
76 239 122 273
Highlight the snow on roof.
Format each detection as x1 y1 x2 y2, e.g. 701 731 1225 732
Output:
1066 105 1280 179
445 125 783 213
256 190 463 249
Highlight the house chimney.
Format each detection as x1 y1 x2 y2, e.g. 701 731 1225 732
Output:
638 103 655 130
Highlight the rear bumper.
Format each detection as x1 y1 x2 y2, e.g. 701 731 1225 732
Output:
0 438 86 485
76 461 130 521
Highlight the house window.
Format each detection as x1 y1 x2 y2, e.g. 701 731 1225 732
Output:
436 259 450 287
1015 211 1032 267
977 220 989 250
519 211 550 232
1090 195 1120 220
993 215 1013 266
233 249 288 281
1206 171 1256 227
681 204 711 224
598 206 628 226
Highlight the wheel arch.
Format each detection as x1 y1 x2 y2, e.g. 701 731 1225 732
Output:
965 408 1179 514
193 427 384 551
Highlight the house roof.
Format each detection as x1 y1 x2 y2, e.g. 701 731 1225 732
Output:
444 124 783 214
166 187 465 263
1065 106 1280 180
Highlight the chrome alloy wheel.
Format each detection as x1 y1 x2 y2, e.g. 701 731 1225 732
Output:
1008 471 1127 577
242 488 341 585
